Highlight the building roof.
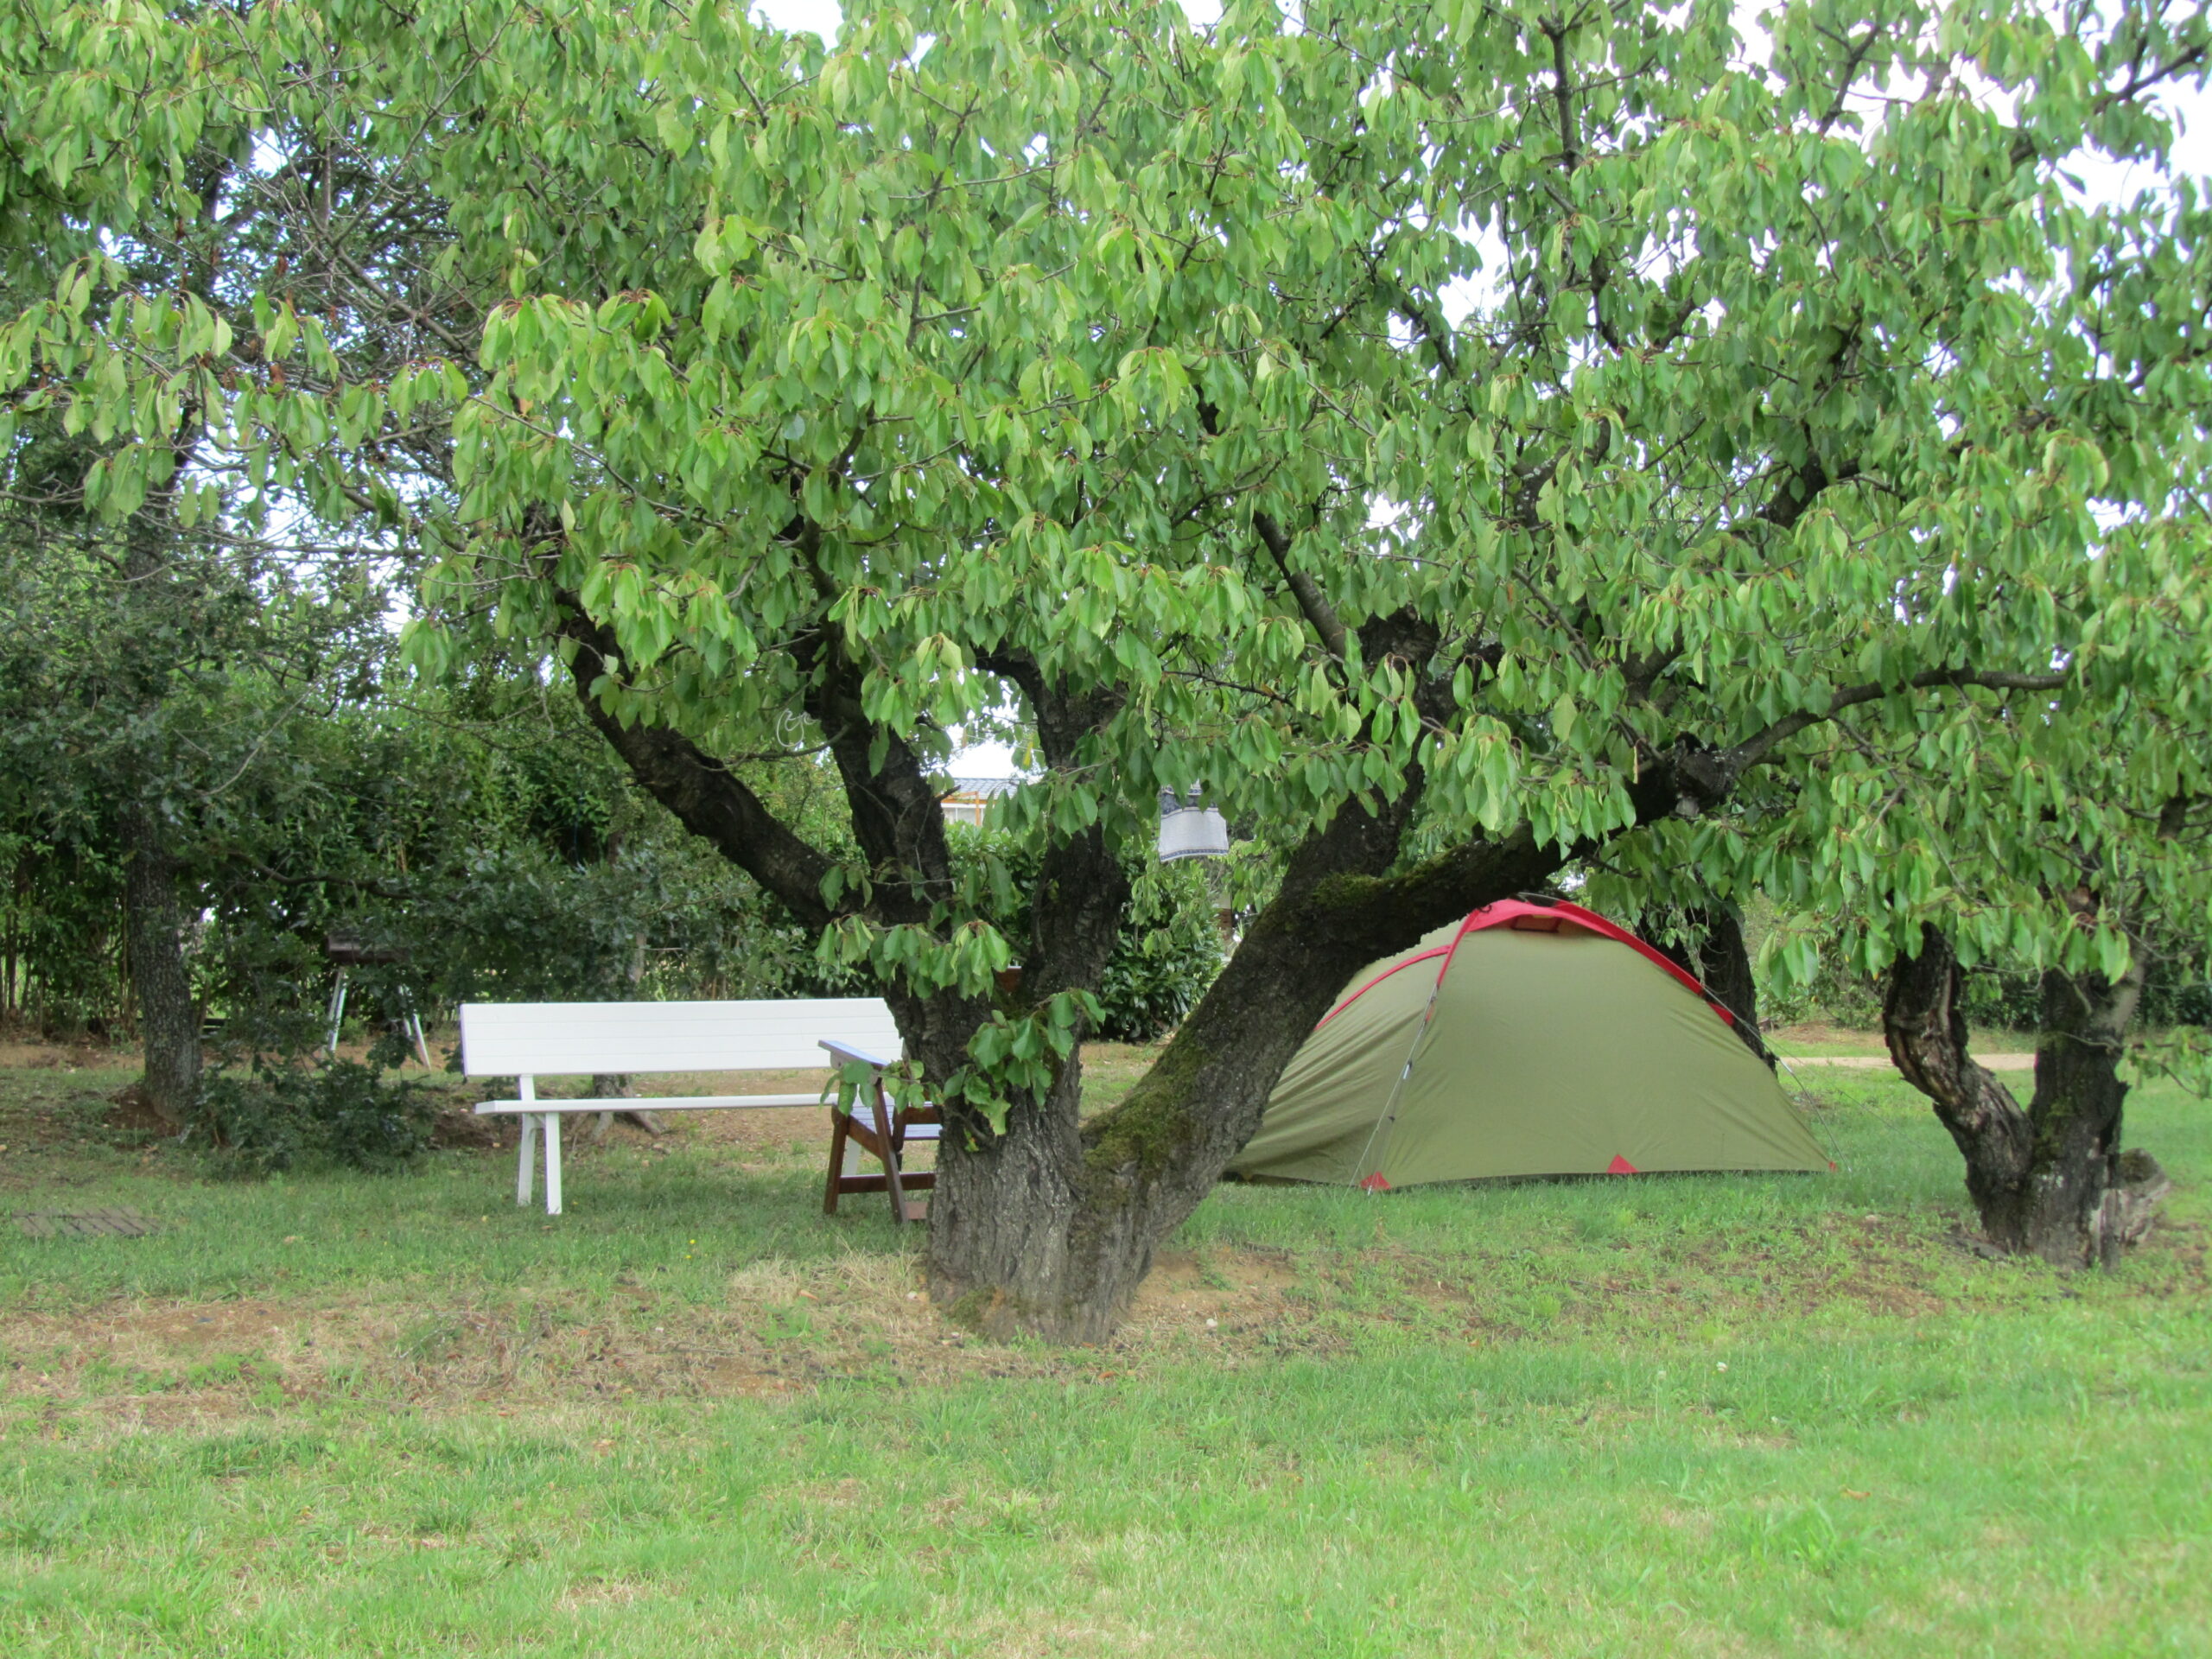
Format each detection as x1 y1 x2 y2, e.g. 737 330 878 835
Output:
941 776 1020 798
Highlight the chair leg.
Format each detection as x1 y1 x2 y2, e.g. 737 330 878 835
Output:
869 1078 918 1224
543 1113 563 1216
823 1110 850 1215
399 985 432 1069
517 1114 537 1206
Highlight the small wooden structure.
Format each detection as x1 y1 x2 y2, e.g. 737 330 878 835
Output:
938 775 1016 827
321 933 431 1066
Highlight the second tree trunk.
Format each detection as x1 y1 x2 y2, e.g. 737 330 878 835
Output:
1883 924 2168 1267
121 804 200 1126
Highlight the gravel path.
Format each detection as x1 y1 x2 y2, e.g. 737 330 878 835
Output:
1777 1052 2036 1071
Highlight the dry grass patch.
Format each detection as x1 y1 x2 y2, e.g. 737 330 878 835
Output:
0 1236 1340 1433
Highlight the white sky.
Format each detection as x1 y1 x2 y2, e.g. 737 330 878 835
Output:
951 737 1022 778
755 0 2208 779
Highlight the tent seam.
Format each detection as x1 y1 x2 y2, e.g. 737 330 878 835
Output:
1351 914 1485 1186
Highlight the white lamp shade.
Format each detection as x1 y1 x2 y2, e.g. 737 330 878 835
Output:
1158 804 1230 861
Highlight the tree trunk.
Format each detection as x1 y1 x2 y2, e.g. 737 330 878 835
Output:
120 803 200 1125
1883 924 2169 1267
1686 904 1772 1066
926 1057 1089 1320
587 1074 669 1139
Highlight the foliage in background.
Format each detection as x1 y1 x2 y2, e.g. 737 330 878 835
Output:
1756 935 2212 1036
194 670 874 1058
942 824 1224 1042
0 630 1227 1077
1095 864 1225 1042
0 833 124 1039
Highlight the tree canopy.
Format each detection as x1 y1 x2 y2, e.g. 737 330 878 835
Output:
3 0 2208 1334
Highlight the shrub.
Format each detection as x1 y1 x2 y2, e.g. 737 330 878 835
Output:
1095 863 1224 1041
1957 961 2208 1033
190 1057 435 1177
1957 969 2045 1033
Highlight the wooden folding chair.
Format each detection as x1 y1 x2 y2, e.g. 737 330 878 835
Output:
819 1040 938 1224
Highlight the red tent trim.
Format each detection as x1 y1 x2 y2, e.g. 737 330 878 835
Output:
1467 899 1735 1021
1313 899 1740 1031
1313 947 1453 1030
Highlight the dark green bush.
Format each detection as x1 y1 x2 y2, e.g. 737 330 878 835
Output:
1763 930 2209 1036
1095 865 1224 1041
2141 961 2211 1029
1958 961 2209 1033
939 825 1224 1042
190 1057 435 1177
1957 969 2045 1033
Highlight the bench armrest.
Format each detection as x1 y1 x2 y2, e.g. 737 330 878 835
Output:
820 1039 894 1070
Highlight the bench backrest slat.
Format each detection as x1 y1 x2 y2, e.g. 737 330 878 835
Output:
458 999 902 1077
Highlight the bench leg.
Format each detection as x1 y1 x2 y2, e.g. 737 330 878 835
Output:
517 1114 537 1206
543 1112 563 1216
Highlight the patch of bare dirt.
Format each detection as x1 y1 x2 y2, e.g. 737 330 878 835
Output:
416 1069 856 1160
1787 1052 2036 1071
429 1098 512 1151
0 1240 1325 1432
106 1083 177 1138
0 1040 127 1071
556 1577 649 1611
476 1069 849 1158
1122 1245 1300 1338
1764 1021 1879 1051
676 1101 838 1156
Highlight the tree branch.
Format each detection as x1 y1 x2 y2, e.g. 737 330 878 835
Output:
975 644 1132 1007
1722 667 2069 779
1252 510 1348 662
557 602 843 929
1883 922 2034 1186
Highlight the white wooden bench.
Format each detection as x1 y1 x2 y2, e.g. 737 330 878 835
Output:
460 998 934 1217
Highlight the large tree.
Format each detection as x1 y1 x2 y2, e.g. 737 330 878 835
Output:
0 0 474 1111
4 0 2208 1336
1744 506 2212 1263
0 398 386 1117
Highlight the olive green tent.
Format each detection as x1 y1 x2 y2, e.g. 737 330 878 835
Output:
1227 900 1829 1189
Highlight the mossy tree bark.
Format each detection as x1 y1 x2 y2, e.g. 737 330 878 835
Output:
119 801 200 1125
1883 923 2169 1266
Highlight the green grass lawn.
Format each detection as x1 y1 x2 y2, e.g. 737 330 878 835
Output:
1 1044 2207 1656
